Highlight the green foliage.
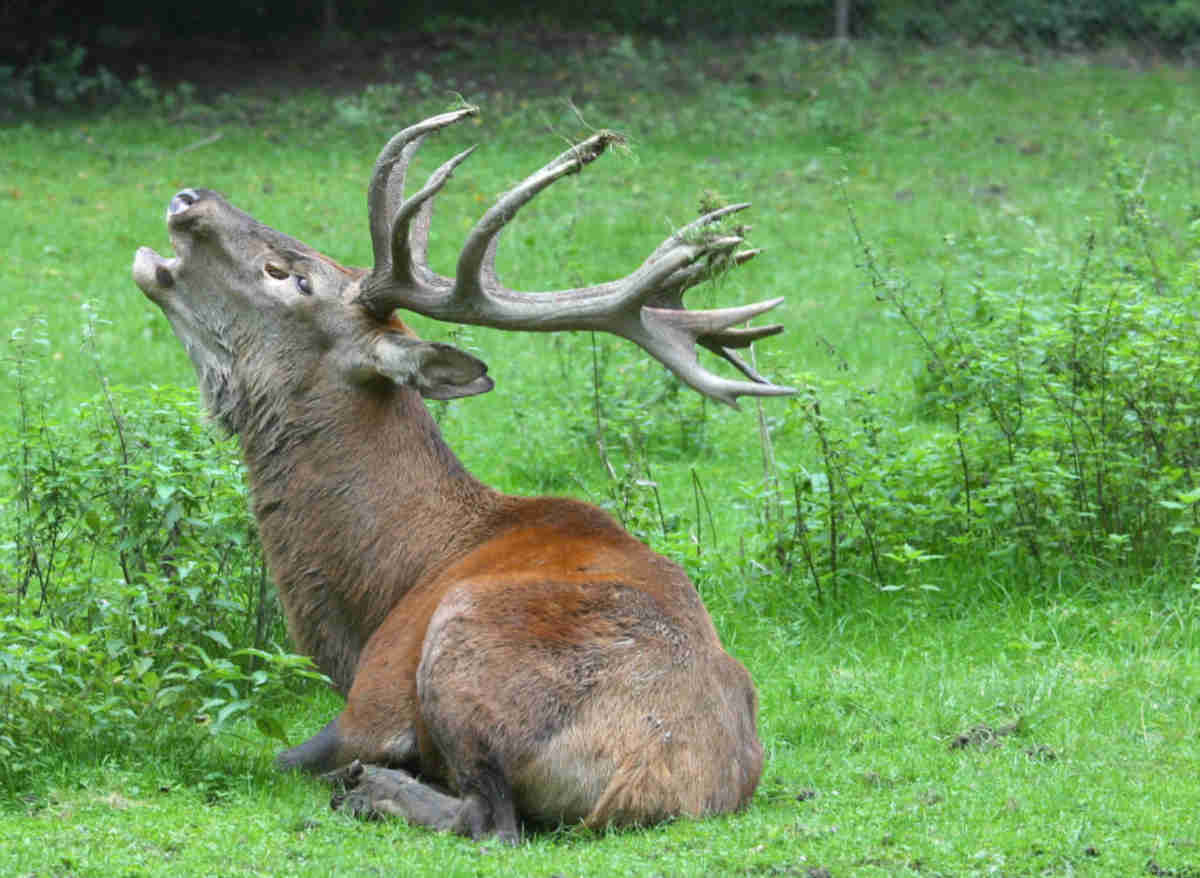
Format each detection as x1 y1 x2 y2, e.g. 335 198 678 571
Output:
1148 0 1200 43
0 40 202 114
889 136 1200 560
574 0 830 36
1 313 326 792
864 0 1200 50
741 135 1200 604
12 0 1200 89
0 40 124 112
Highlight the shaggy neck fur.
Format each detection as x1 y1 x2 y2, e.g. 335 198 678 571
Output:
229 362 499 693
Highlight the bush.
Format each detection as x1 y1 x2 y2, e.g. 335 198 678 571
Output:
1 319 325 791
0 39 126 112
739 137 1200 605
883 136 1200 562
866 0 1200 51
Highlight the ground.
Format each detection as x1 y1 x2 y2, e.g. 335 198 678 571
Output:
109 23 1175 102
91 26 703 102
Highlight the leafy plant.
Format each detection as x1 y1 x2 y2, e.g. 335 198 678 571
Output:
0 311 327 793
0 40 125 111
770 138 1200 593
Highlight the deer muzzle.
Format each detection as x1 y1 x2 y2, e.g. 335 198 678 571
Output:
132 246 179 300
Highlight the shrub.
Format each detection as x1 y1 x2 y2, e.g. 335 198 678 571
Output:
748 140 1200 604
866 0 1200 51
1 318 325 791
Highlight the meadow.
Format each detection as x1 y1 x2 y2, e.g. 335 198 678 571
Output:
1 33 1198 876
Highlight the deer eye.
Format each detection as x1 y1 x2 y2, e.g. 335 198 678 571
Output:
264 263 289 280
295 275 313 296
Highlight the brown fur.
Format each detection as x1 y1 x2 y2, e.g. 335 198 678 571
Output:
133 177 763 842
248 382 763 831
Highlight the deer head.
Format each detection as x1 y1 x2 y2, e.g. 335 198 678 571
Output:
133 106 791 426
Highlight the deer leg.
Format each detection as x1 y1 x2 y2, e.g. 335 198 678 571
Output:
277 717 344 774
329 761 515 843
276 707 421 776
414 601 530 843
447 761 521 843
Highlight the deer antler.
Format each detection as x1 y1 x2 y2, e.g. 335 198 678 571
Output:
356 108 794 408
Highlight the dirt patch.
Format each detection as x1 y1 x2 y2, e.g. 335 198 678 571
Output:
948 718 1059 762
947 720 1022 751
1148 860 1200 878
91 26 650 102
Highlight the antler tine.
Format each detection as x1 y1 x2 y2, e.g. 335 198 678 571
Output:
645 247 764 310
703 344 778 385
355 116 794 406
387 146 477 289
636 296 794 408
645 203 752 263
367 106 479 278
648 297 785 335
627 314 797 409
698 321 784 349
454 131 622 301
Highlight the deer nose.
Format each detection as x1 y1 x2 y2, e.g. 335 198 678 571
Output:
168 188 200 216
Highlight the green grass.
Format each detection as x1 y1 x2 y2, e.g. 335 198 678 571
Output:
2 586 1197 876
3 35 1200 877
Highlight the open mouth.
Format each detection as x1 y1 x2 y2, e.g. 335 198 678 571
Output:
132 188 199 298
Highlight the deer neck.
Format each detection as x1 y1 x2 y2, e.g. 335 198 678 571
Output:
235 379 495 693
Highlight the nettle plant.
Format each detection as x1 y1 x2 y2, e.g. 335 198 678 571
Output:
2 319 324 789
722 147 1200 606
784 154 1200 594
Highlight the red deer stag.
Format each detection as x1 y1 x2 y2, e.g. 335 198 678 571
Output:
132 107 793 842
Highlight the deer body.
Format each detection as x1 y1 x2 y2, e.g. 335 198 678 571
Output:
132 109 790 841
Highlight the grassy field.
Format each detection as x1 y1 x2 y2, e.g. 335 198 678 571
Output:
2 588 1196 877
2 34 1199 876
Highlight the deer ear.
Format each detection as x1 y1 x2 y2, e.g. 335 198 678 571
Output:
356 336 493 399
414 342 494 399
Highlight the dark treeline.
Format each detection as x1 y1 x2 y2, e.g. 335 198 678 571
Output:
4 0 1198 77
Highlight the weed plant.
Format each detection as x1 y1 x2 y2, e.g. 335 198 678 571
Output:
2 316 325 791
0 36 1197 876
